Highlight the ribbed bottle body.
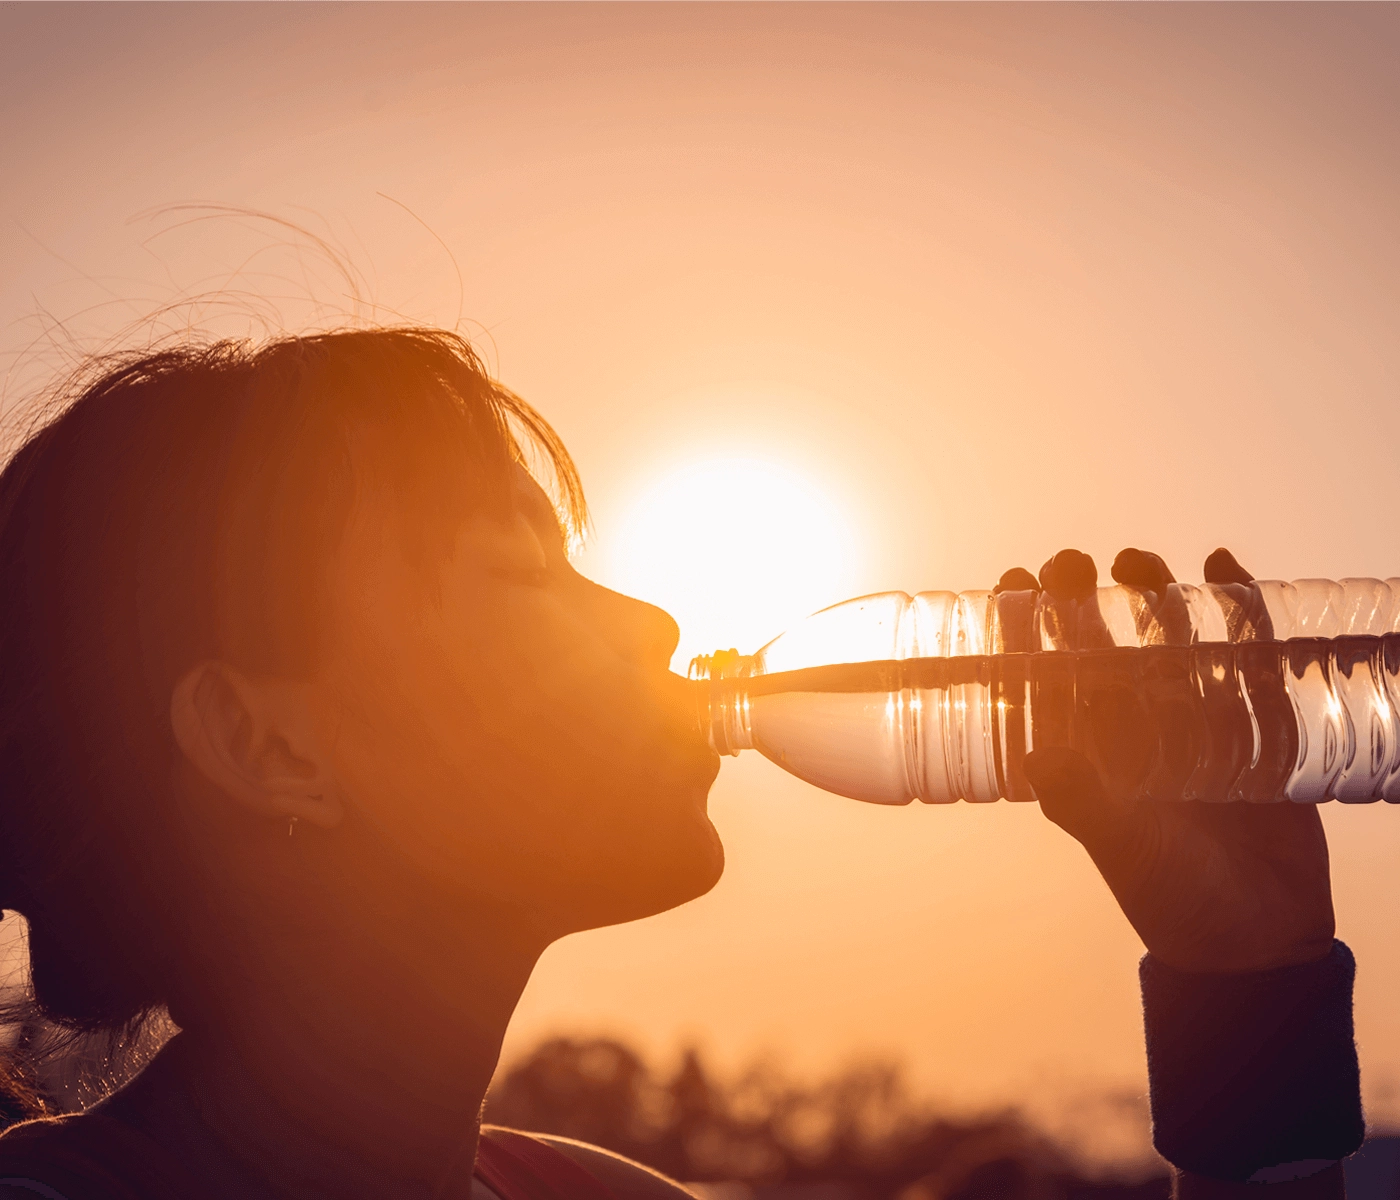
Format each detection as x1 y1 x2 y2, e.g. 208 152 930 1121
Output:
693 578 1400 806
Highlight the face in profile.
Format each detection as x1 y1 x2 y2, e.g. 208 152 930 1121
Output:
317 464 725 938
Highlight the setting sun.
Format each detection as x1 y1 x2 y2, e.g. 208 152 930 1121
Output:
601 456 864 671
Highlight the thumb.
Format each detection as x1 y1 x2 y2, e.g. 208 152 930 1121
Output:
1024 746 1133 858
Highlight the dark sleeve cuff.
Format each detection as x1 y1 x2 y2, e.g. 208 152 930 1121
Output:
1140 940 1364 1182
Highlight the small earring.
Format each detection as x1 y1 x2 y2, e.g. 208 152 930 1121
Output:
287 815 299 839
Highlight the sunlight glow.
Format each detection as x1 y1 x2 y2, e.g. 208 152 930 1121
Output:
603 457 864 671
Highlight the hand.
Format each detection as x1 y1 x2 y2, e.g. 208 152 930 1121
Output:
1001 547 1335 974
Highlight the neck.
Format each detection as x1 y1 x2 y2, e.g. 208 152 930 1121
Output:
165 881 547 1200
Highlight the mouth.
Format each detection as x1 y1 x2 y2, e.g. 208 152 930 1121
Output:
676 736 722 790
666 727 722 808
681 769 720 820
634 670 724 793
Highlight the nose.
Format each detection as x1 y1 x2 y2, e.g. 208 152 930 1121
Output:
591 581 680 669
627 593 681 669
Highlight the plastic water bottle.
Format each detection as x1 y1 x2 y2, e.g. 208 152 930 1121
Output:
690 578 1400 805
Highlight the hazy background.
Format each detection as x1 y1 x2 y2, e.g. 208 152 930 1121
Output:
4 2 1400 1163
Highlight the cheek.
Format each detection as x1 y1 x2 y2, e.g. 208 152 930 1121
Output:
324 587 706 904
428 592 626 756
322 601 588 872
323 617 494 857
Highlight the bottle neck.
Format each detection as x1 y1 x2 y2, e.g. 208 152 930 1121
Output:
689 651 755 756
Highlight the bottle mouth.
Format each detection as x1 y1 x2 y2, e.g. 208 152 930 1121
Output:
688 649 754 682
689 650 756 756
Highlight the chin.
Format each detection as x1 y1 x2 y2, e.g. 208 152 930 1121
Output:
668 808 725 902
562 807 725 935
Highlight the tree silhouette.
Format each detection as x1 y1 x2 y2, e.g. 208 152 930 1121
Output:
484 1036 1170 1200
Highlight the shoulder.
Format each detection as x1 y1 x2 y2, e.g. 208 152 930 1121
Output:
532 1135 696 1199
0 1116 82 1167
0 1113 182 1200
481 1127 696 1199
0 1116 100 1197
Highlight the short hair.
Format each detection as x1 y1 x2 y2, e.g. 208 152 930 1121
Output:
0 327 584 1033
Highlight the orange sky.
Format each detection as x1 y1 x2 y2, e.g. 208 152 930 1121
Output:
5 3 1400 1162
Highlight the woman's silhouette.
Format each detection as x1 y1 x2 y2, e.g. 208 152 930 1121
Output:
0 329 1363 1198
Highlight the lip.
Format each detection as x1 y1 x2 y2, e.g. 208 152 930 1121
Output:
680 737 723 803
682 760 721 815
634 670 723 789
672 734 721 788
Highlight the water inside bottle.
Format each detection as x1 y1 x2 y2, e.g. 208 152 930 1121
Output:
1186 644 1254 803
1331 635 1394 801
1283 638 1347 803
705 635 1400 804
1074 648 1151 800
1230 641 1297 802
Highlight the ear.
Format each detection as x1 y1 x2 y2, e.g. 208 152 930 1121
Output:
170 661 343 829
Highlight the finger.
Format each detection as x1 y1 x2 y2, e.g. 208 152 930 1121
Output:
1037 549 1098 600
1024 746 1137 860
994 567 1040 595
1110 547 1176 594
1203 547 1255 585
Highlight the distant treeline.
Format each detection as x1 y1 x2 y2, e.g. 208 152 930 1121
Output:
484 1036 1170 1200
0 1022 1171 1199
